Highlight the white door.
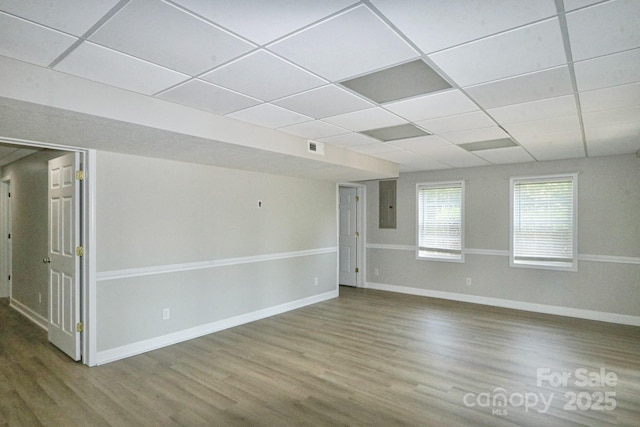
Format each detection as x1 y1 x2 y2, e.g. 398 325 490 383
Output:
48 153 81 360
339 187 358 286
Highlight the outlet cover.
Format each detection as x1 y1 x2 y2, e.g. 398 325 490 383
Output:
162 308 170 320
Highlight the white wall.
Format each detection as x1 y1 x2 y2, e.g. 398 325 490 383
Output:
365 154 640 321
94 152 338 361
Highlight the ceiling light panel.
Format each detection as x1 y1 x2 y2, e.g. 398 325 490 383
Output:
440 127 509 145
459 138 517 151
90 0 254 76
274 85 373 119
370 0 556 54
54 42 188 95
566 0 640 61
158 80 261 115
487 94 578 124
579 83 640 113
573 48 640 91
226 104 311 129
340 60 451 103
202 51 326 101
465 66 574 109
323 107 407 132
472 146 535 164
269 5 418 81
416 111 495 134
360 124 430 142
172 0 357 45
0 0 121 36
384 89 478 122
0 12 77 67
428 18 566 87
278 120 349 139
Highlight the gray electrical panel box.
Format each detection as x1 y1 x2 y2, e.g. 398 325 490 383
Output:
379 180 397 229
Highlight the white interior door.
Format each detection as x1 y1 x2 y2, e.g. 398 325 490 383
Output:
339 187 358 286
48 153 81 360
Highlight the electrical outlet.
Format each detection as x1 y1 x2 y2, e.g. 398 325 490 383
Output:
466 278 472 286
314 277 318 286
162 308 170 320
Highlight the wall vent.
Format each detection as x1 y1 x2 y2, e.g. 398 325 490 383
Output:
308 140 325 155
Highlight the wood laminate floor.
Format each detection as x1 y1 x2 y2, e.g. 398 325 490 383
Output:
1 287 639 426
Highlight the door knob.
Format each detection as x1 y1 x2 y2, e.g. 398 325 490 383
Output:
43 257 51 264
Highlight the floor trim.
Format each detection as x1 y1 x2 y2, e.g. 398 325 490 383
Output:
10 298 48 331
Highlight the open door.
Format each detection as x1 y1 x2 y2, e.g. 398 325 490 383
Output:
339 186 358 286
47 153 81 360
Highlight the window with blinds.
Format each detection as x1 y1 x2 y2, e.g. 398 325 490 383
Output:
510 174 578 271
417 181 464 261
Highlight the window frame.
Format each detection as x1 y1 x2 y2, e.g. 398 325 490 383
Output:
416 180 465 263
509 173 578 272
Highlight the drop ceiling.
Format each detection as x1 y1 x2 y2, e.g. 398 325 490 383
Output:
0 0 638 174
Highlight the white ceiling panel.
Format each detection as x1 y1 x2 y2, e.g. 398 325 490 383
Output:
384 90 478 122
172 0 357 45
416 111 495 134
323 107 406 132
0 0 121 36
563 0 605 12
278 120 349 139
55 42 189 95
573 48 640 91
440 127 509 145
520 135 587 161
582 105 640 129
274 85 373 119
269 5 418 81
388 135 452 154
580 83 640 113
567 0 640 61
465 66 574 109
429 18 566 87
350 142 401 155
226 104 311 129
158 80 261 115
0 12 77 67
487 94 578 124
585 122 640 156
318 132 379 148
202 51 326 101
398 158 452 172
504 115 582 139
473 146 535 164
90 0 254 76
371 0 557 54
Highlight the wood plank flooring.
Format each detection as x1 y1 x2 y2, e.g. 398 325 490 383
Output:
1 287 640 426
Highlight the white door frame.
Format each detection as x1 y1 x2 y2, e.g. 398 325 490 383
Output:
0 176 11 299
0 137 96 366
337 183 366 287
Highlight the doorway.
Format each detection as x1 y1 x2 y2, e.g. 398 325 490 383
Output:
0 177 11 298
338 184 365 287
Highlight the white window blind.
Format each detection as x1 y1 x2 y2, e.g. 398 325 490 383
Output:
417 182 463 261
511 175 577 270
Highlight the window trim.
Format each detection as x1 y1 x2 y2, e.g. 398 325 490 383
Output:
509 173 578 272
416 180 465 263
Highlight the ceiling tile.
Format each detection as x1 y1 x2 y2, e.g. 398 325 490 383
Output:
473 146 535 164
158 80 261 115
389 135 453 154
0 0 121 36
580 82 640 113
318 132 379 148
202 50 326 101
563 0 604 11
0 12 77 67
90 0 254 75
274 85 373 119
371 0 556 53
269 5 418 81
585 122 640 156
465 66 574 109
440 126 509 144
573 48 640 91
172 0 357 45
517 131 586 161
567 0 640 61
398 158 452 172
487 94 578 124
416 111 495 134
349 142 401 155
428 18 566 87
55 42 189 95
582 105 640 129
504 115 582 138
323 108 406 132
361 124 430 142
384 89 478 122
278 120 349 139
226 104 311 128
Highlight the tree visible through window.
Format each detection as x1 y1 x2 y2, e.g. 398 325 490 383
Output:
417 181 464 261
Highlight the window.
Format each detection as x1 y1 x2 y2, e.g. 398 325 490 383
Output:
417 181 464 261
510 174 578 271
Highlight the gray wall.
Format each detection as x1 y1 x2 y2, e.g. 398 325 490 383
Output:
365 154 640 316
95 152 338 351
1 150 66 318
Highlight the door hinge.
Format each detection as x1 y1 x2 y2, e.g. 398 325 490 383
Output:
76 322 84 333
75 170 84 181
7 275 10 281
7 233 10 239
355 267 359 273
355 231 359 237
355 196 360 202
76 246 84 257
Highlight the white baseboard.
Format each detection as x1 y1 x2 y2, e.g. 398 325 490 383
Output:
10 298 48 331
95 289 339 365
365 282 640 327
